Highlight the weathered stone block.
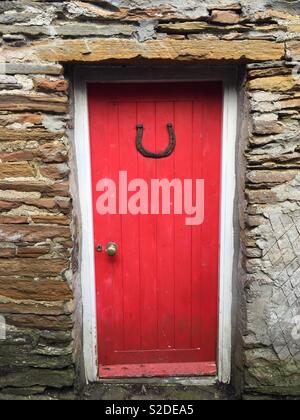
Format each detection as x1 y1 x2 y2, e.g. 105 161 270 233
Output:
279 99 300 110
31 214 70 226
0 75 22 90
0 163 35 178
210 10 240 24
248 76 300 92
3 63 63 76
0 277 72 302
0 387 46 396
287 41 300 59
252 120 283 135
39 330 72 345
0 248 16 258
0 224 70 243
246 189 279 204
247 170 299 186
55 23 136 38
247 216 268 228
0 128 65 143
0 353 73 370
0 113 43 127
207 3 242 12
0 94 68 113
0 201 19 211
249 67 291 80
16 246 50 257
0 368 74 389
0 216 28 225
67 1 209 21
244 247 263 258
20 38 285 63
0 296 72 316
5 314 73 331
0 143 68 164
39 164 70 180
0 259 69 276
0 180 70 197
157 22 245 34
33 78 69 94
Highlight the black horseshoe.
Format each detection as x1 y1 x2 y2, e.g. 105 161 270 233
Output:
136 123 176 159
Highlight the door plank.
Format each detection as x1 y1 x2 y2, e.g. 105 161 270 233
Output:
199 86 222 361
174 101 193 350
137 102 158 351
119 102 141 351
155 101 176 351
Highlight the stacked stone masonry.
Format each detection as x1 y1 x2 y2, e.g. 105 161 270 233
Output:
0 0 299 399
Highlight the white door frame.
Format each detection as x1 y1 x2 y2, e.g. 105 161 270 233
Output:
74 66 238 384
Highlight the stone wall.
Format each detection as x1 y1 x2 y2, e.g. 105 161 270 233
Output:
0 0 299 399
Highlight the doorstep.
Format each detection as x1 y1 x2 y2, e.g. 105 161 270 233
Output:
81 378 236 401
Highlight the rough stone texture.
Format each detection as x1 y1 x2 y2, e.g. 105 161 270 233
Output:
82 382 236 401
0 2 74 397
0 0 299 400
2 39 285 62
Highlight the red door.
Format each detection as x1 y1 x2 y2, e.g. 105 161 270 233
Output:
88 83 223 378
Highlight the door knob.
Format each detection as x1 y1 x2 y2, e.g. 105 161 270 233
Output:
106 242 118 257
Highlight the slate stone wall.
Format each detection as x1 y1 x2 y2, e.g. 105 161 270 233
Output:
0 0 299 399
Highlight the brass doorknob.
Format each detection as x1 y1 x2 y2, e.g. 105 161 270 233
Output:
106 242 118 257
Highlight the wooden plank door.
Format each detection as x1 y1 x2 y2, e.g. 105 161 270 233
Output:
88 82 223 378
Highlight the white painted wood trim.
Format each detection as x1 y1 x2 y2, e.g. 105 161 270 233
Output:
74 66 238 383
218 83 238 384
74 78 98 382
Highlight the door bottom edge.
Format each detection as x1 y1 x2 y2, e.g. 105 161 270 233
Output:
99 362 216 379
